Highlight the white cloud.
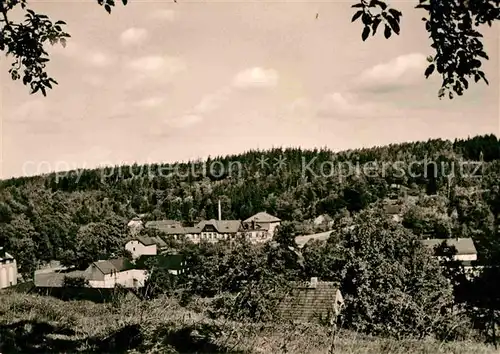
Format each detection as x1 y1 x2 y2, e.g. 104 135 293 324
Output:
151 9 175 21
134 97 165 108
127 55 185 77
232 67 279 89
355 53 428 91
120 27 148 46
193 87 232 114
87 51 113 67
317 92 400 119
167 114 203 128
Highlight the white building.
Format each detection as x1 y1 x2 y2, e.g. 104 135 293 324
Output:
84 259 148 288
243 212 281 237
421 238 478 262
125 236 167 259
0 248 17 289
34 258 148 289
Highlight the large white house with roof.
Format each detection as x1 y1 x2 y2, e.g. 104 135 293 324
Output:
243 211 281 237
138 211 281 248
420 237 478 262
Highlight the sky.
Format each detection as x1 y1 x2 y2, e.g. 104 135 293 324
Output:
1 0 499 178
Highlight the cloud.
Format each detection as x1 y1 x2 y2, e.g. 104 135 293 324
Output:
86 51 113 67
355 53 428 92
232 67 279 89
134 97 165 108
167 114 203 129
127 55 185 77
317 92 401 119
151 9 175 21
193 87 232 114
120 27 148 46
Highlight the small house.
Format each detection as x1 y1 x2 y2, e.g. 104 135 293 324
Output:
0 247 17 289
421 238 478 262
125 235 168 259
243 212 281 236
277 277 344 325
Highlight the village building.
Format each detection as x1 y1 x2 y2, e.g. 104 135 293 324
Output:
277 277 344 325
313 214 334 228
125 235 168 259
196 219 243 243
127 217 144 234
34 258 148 289
243 212 281 237
0 247 17 289
420 237 478 262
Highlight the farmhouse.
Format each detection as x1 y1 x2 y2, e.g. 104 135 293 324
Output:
313 214 334 228
125 235 168 259
295 231 333 249
278 277 344 325
34 258 148 289
420 237 478 262
243 212 281 236
0 247 17 289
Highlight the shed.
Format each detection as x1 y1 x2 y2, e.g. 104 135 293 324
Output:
277 278 344 325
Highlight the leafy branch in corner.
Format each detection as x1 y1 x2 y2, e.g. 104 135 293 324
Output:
351 0 500 99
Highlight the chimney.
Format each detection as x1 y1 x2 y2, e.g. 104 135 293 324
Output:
310 277 318 288
218 200 222 221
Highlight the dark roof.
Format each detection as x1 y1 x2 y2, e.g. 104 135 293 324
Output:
135 235 167 248
277 281 343 323
145 220 182 232
384 204 403 215
421 238 477 255
92 258 135 275
243 212 281 223
34 270 87 288
196 219 242 233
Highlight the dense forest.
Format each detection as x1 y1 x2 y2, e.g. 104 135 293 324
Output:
2 134 500 343
1 134 499 274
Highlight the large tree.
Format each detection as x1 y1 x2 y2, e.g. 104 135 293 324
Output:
1 0 498 98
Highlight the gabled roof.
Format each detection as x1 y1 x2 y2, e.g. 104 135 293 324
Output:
196 219 242 234
384 204 403 215
144 220 182 232
313 214 333 224
244 212 281 223
277 281 343 323
34 270 87 288
134 235 167 248
91 258 135 275
420 238 477 255
295 231 333 248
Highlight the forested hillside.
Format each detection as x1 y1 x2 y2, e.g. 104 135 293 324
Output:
1 134 500 275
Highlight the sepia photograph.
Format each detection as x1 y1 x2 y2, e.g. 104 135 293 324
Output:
0 0 499 353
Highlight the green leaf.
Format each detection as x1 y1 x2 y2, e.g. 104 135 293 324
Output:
104 4 112 13
60 38 67 48
424 64 435 78
426 55 433 63
362 26 370 41
351 3 365 8
352 10 363 22
122 0 128 4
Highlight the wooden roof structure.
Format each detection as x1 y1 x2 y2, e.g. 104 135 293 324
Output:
277 278 344 324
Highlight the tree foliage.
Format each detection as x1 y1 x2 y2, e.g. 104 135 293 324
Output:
1 0 499 97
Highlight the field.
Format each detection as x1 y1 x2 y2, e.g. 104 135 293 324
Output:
0 292 497 354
